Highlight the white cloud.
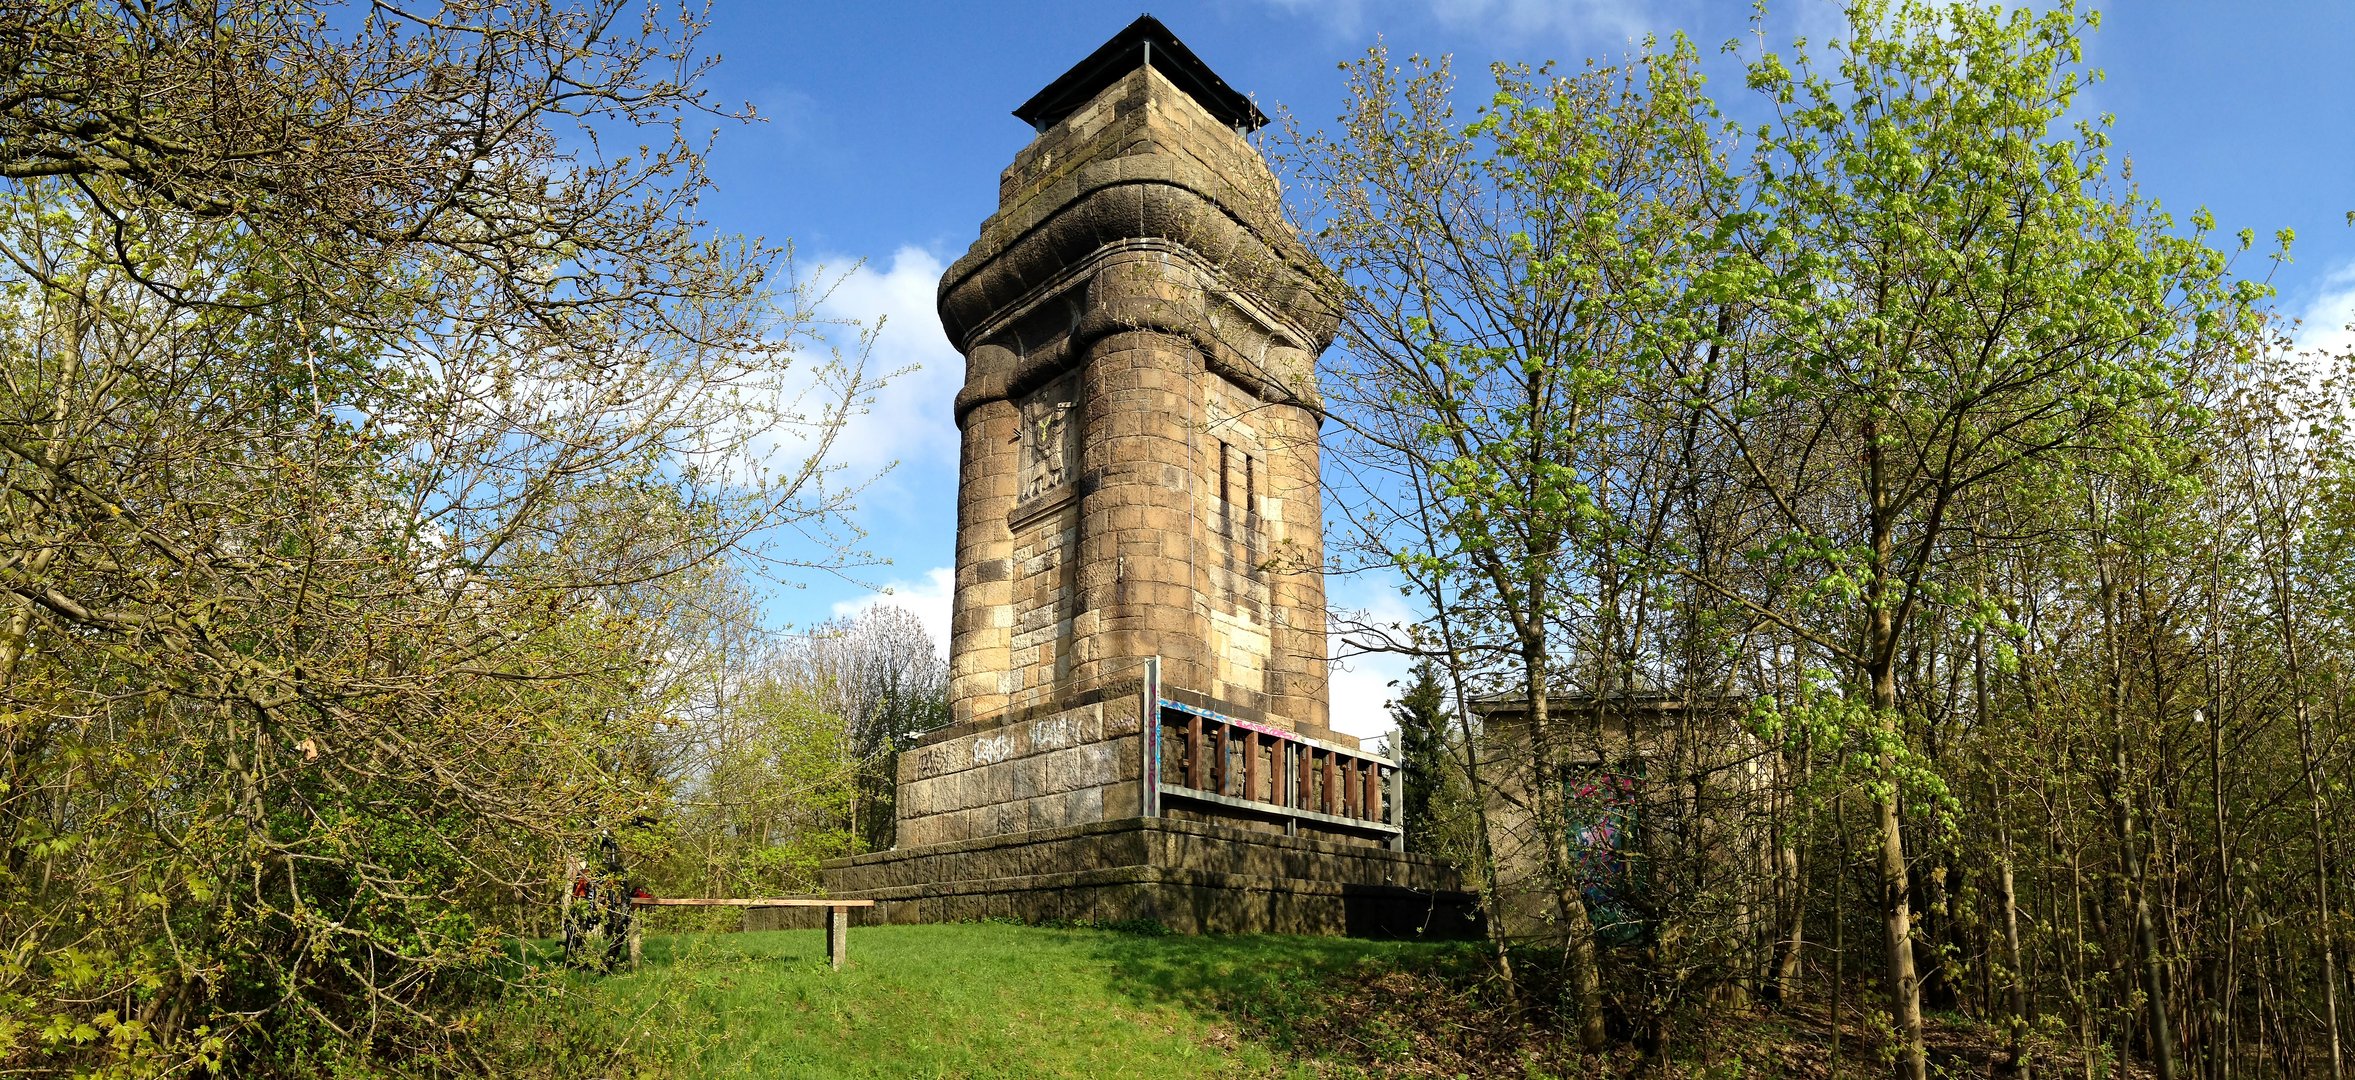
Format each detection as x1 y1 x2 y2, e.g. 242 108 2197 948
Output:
830 564 955 658
1330 649 1413 743
759 247 962 491
1325 572 1430 742
2292 262 2355 362
813 247 964 480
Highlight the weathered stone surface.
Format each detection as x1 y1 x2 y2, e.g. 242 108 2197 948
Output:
937 58 1337 743
835 24 1424 935
894 699 1140 848
792 818 1479 937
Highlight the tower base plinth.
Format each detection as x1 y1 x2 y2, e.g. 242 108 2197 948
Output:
743 818 1479 938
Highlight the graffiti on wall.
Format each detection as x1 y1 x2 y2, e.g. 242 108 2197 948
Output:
1565 768 1649 946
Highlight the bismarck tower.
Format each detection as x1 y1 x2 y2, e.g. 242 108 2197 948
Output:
812 17 1471 935
937 17 1337 751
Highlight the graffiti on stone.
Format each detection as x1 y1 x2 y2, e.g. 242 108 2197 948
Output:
972 731 1016 765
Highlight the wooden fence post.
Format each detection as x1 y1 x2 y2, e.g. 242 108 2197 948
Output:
1243 730 1260 802
1187 712 1204 789
826 905 849 971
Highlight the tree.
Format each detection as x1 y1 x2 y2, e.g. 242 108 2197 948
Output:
1677 4 2260 1074
648 584 865 905
796 605 950 852
1388 659 1464 857
2229 345 2353 1080
1293 37 1729 1048
1292 3 2278 1073
0 2 881 1072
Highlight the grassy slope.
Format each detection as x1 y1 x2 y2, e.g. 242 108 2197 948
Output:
550 924 1462 1079
520 925 2061 1079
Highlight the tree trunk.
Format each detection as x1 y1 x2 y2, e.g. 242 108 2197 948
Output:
1869 637 1924 1080
1873 768 1925 1080
1409 482 1521 1008
1866 429 1927 1080
2269 525 2341 1080
1834 793 1849 1075
1973 613 2033 1076
2096 552 2176 1080
2297 693 2343 1080
1999 838 2031 1076
1774 736 1809 1006
1527 645 1609 1053
2205 701 2233 1080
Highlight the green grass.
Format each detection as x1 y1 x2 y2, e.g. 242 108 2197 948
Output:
529 922 1468 1079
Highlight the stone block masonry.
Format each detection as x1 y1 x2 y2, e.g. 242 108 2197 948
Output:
935 54 1337 748
816 16 1477 936
893 698 1143 849
784 819 1477 938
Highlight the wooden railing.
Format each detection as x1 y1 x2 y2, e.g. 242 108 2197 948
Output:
1139 659 1403 849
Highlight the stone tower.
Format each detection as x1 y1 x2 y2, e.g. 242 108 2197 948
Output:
938 21 1338 745
808 17 1472 935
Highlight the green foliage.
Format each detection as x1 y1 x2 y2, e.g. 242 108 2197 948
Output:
644 668 861 902
1388 660 1478 861
0 3 884 1074
626 598 948 912
1298 2 2287 1074
1709 0 2259 708
1299 36 1736 1049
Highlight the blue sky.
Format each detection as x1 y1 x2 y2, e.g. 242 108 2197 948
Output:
688 1 2355 737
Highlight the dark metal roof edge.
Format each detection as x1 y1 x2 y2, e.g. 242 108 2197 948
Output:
1012 14 1269 134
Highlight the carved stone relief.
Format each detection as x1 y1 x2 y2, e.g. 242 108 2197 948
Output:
1018 376 1081 503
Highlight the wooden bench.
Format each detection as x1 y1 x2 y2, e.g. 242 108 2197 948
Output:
627 897 878 970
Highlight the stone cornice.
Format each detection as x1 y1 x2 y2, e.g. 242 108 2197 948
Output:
949 238 1329 427
939 168 1338 341
938 64 1340 429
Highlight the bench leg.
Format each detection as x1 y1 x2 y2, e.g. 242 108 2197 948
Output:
825 906 849 971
